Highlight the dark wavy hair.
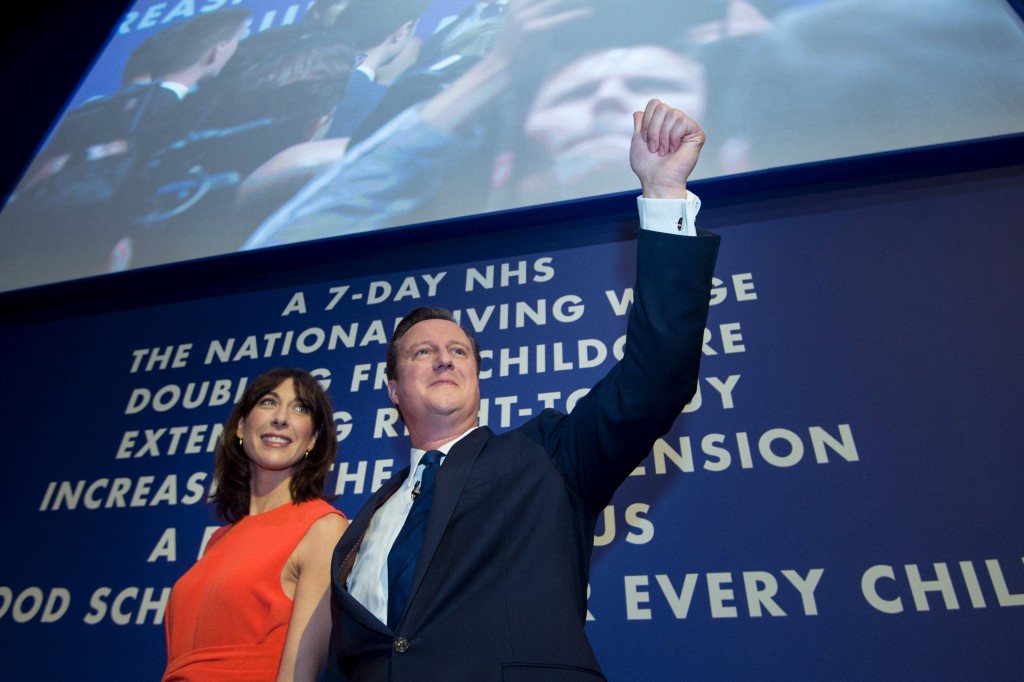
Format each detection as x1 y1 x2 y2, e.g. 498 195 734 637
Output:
210 367 338 523
192 26 356 176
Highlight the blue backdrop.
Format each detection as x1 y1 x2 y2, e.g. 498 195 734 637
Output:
1 164 1022 679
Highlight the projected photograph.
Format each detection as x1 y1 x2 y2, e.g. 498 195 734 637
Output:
1 0 1023 292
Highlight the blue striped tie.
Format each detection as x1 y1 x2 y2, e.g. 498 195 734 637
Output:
386 450 442 628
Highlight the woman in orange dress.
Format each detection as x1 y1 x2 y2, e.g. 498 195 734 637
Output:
163 367 349 681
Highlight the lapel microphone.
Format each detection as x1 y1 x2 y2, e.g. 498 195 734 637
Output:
411 451 444 498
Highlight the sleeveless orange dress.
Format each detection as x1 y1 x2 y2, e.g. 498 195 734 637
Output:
162 498 343 681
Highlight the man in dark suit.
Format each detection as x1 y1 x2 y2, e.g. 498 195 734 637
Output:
328 98 720 681
1 8 249 287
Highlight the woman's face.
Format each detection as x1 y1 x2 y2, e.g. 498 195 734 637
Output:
236 378 317 476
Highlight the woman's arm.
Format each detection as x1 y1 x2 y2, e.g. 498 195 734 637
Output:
276 512 349 682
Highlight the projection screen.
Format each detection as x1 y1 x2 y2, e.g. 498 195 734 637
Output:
1 0 1023 292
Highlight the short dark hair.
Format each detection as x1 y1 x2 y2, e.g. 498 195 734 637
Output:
386 307 482 381
145 8 250 79
122 30 163 85
210 367 338 523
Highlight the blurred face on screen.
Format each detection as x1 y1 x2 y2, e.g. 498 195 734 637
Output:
522 45 705 195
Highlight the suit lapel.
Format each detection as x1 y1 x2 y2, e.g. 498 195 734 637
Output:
337 467 409 570
333 467 409 633
402 426 493 619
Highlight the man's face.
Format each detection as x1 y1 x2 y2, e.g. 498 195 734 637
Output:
522 46 706 193
387 319 480 432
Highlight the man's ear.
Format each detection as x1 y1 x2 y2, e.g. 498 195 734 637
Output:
206 39 233 67
204 44 222 67
387 380 399 406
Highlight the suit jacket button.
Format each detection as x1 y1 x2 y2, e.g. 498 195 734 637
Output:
393 637 410 653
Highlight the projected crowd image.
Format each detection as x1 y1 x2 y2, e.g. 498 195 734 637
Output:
1 0 1023 291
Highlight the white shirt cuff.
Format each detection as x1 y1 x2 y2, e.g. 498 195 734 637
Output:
637 192 701 237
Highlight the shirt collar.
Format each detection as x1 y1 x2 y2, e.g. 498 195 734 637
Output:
404 426 478 489
158 80 191 100
355 63 375 82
